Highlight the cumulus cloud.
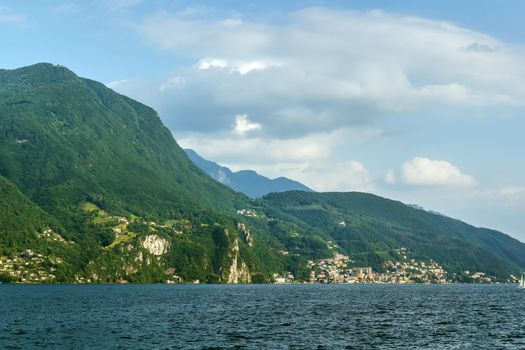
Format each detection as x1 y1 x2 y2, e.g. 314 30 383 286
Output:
400 157 476 187
301 161 373 192
109 7 525 141
233 115 261 135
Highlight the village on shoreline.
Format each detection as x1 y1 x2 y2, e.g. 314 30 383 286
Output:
272 248 516 285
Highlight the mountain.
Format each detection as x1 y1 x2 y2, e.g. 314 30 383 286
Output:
263 191 525 278
0 63 247 220
0 63 276 283
185 149 313 198
1 63 524 284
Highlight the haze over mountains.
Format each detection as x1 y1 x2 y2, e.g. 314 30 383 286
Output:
0 63 524 284
184 149 313 198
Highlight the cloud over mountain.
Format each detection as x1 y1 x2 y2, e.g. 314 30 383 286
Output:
108 7 525 139
103 6 525 234
400 157 476 187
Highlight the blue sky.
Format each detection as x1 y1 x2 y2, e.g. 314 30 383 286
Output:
1 1 525 240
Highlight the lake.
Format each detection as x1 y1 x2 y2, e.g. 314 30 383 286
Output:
1 284 524 349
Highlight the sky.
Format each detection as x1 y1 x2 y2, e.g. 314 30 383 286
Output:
1 0 525 240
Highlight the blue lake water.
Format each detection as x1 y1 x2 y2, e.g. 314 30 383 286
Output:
1 284 524 349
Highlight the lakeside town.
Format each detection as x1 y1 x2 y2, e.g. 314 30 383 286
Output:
0 248 513 284
273 248 504 285
0 249 61 283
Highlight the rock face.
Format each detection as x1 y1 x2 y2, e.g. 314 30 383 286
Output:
220 230 252 284
225 238 252 284
237 223 253 247
141 235 170 256
238 262 252 283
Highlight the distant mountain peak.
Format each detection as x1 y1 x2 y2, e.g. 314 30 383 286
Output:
12 62 74 74
184 149 313 198
0 62 79 88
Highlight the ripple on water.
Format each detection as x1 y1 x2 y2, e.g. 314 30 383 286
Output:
1 284 525 349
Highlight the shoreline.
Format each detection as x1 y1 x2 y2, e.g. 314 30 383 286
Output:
0 281 518 286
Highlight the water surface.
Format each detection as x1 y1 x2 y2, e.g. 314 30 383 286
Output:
1 284 524 349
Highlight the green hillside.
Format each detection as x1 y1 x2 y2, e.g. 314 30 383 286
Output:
0 63 246 226
263 191 525 278
0 175 61 254
0 175 81 282
0 63 523 284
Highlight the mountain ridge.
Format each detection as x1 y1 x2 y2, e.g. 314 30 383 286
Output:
263 191 525 275
185 148 313 198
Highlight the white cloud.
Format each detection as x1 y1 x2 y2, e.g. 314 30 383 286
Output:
301 161 373 192
197 58 279 75
180 135 324 164
234 61 276 75
197 58 228 70
385 169 396 184
179 127 371 164
401 157 476 187
113 7 525 141
233 115 261 135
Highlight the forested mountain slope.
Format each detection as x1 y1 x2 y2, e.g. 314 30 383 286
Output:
0 63 523 284
263 191 525 277
0 63 246 225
